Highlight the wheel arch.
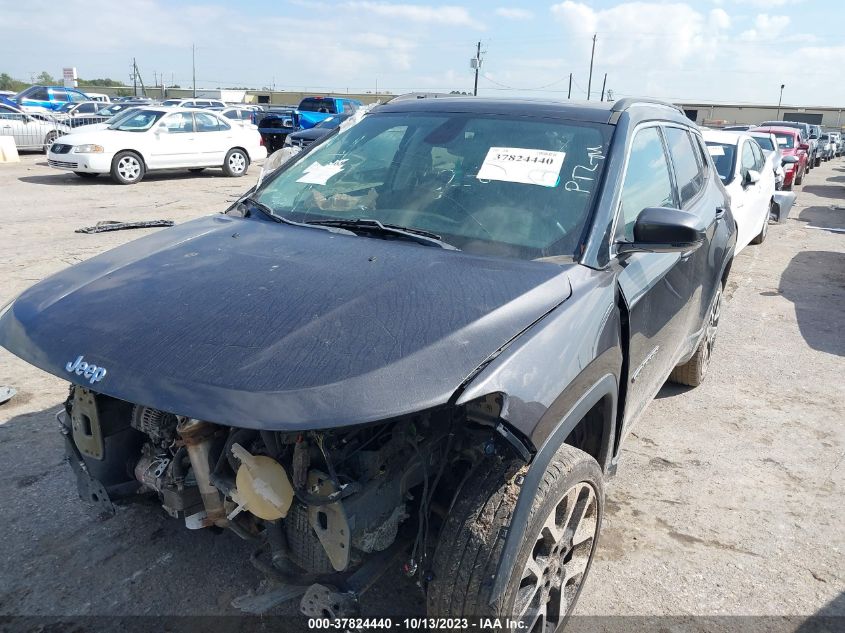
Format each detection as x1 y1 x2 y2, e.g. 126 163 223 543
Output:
486 373 618 606
228 146 252 162
114 148 148 169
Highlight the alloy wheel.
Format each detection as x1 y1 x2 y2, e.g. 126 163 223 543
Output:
117 156 141 181
702 285 722 367
514 482 599 632
228 152 246 174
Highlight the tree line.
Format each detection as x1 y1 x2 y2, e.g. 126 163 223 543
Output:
0 71 128 92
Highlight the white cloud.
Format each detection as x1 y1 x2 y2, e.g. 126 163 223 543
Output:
549 1 730 67
740 13 790 41
345 2 483 28
494 7 534 20
709 8 731 30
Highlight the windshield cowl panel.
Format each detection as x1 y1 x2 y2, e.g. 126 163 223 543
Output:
255 111 612 261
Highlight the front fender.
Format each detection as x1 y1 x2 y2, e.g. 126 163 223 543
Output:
485 373 618 606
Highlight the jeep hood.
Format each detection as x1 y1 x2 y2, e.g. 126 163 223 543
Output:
0 215 573 430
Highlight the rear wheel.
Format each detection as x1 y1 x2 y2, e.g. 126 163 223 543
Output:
670 281 722 387
110 151 145 185
74 172 98 179
427 445 603 630
795 168 804 186
222 149 249 177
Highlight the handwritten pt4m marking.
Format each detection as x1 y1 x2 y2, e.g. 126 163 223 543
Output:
565 145 605 194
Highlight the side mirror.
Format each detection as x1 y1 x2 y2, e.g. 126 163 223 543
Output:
798 142 809 151
155 124 168 135
782 155 799 165
617 207 706 255
743 169 761 186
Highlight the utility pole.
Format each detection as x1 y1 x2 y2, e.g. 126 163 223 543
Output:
776 83 785 120
192 43 197 97
132 57 137 96
568 73 572 99
600 73 607 101
587 33 597 100
473 41 482 96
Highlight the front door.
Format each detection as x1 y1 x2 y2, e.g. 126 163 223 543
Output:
614 124 697 428
148 112 198 168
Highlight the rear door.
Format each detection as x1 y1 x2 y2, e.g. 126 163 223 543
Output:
666 127 727 352
615 124 697 427
192 112 234 165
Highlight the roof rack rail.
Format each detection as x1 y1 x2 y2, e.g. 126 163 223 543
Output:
610 97 684 114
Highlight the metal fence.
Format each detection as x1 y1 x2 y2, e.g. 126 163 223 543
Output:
0 112 108 152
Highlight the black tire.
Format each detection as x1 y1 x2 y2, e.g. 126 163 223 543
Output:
427 445 603 629
670 281 723 387
750 203 772 245
815 156 821 167
188 167 206 173
222 148 249 177
110 151 145 185
795 168 804 186
43 131 58 154
74 172 98 179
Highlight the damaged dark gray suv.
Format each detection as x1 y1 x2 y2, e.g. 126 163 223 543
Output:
0 96 735 630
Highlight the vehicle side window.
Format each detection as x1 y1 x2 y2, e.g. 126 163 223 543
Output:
618 126 675 240
51 88 68 102
28 87 50 101
224 110 239 120
162 112 195 133
664 127 703 208
750 141 765 171
342 102 356 115
194 112 229 131
69 91 88 103
79 103 97 113
740 141 756 179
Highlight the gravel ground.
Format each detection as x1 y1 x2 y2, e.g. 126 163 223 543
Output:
0 154 842 630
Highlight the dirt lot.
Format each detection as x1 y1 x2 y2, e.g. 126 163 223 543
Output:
0 154 843 629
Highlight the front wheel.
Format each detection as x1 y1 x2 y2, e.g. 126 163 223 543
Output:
795 169 804 186
670 281 722 387
750 203 771 245
427 445 603 630
223 149 249 177
110 151 145 185
43 131 58 154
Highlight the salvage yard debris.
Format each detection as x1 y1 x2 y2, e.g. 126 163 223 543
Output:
75 219 174 234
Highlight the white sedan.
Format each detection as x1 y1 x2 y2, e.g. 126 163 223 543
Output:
703 130 776 254
47 107 267 184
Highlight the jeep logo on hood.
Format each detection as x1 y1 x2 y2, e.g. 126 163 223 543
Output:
65 355 107 384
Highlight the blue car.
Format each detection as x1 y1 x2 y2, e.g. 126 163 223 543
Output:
14 85 91 111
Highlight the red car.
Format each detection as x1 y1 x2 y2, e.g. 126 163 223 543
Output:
753 126 808 190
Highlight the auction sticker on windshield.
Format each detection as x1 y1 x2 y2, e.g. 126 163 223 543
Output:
476 147 566 187
297 159 347 185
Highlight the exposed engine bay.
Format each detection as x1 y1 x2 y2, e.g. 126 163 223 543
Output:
60 385 511 614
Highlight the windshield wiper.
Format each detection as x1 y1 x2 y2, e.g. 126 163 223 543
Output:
235 197 356 234
304 219 458 249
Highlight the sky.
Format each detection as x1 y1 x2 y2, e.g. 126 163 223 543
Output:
1 0 843 106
